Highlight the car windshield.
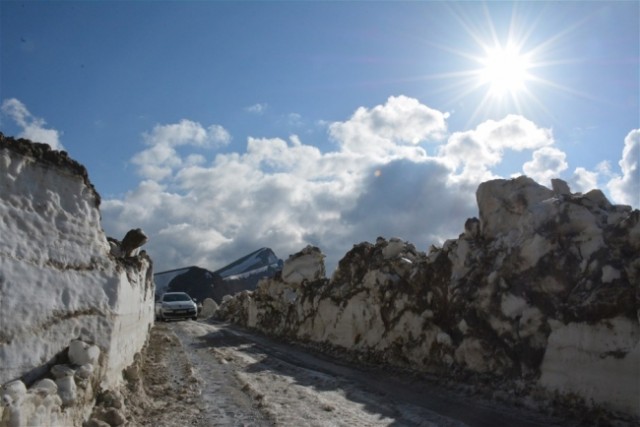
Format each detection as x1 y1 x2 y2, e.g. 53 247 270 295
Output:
163 293 191 302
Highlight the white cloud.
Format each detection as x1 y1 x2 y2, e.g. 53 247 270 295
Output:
522 146 568 186
596 160 612 175
329 95 448 157
103 97 469 274
131 144 181 181
245 103 268 114
132 120 231 180
143 119 230 147
479 114 554 152
287 113 303 127
607 129 639 207
569 167 599 194
245 136 324 174
438 114 554 185
439 131 501 171
1 98 64 150
101 97 602 277
207 124 232 146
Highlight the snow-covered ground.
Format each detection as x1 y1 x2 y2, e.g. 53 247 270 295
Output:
119 320 592 427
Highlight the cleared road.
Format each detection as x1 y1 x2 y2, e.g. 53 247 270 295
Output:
129 320 573 427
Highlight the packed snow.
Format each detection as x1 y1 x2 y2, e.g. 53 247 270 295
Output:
0 135 154 426
218 176 640 422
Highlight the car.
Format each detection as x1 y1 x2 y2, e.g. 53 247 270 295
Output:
155 292 198 321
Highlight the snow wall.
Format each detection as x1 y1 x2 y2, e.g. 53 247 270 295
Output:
218 176 640 421
0 134 155 426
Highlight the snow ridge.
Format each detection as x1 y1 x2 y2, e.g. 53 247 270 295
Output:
218 176 640 422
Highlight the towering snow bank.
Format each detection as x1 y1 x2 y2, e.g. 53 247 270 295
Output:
218 176 639 421
0 134 154 426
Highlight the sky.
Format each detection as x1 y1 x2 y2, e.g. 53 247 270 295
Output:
1 1 638 275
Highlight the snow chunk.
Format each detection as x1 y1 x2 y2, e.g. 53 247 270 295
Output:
32 379 58 396
200 298 219 318
500 293 528 319
51 365 75 379
551 178 571 196
601 265 621 283
1 380 27 405
539 317 640 417
382 237 405 259
281 245 326 286
55 376 77 405
69 340 101 366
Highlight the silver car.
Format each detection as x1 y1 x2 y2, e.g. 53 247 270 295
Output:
155 292 198 321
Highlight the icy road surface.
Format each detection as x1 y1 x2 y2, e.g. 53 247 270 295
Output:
135 321 568 427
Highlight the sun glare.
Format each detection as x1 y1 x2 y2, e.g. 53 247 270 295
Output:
418 4 589 127
479 44 531 97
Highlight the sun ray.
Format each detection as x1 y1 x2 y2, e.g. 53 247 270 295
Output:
355 3 600 127
518 86 556 123
430 3 595 125
482 2 502 49
466 89 499 129
528 75 612 105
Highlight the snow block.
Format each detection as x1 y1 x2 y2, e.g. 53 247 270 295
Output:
69 340 101 366
0 134 155 426
281 245 325 286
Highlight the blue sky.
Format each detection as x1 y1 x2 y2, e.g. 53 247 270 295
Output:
1 1 638 274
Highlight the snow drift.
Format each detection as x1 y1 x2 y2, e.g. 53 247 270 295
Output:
0 134 155 426
218 176 640 421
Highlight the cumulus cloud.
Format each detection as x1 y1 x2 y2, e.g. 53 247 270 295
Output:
104 97 462 273
439 115 554 185
143 119 230 147
478 115 554 152
1 98 64 150
329 95 448 158
438 131 501 179
101 96 587 275
569 167 599 194
132 119 230 180
608 129 639 207
522 146 568 186
342 159 474 247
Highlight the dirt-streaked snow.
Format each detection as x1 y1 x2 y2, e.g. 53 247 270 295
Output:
127 320 575 427
218 177 640 421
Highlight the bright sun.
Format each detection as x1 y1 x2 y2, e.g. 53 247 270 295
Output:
479 44 531 97
426 4 583 126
